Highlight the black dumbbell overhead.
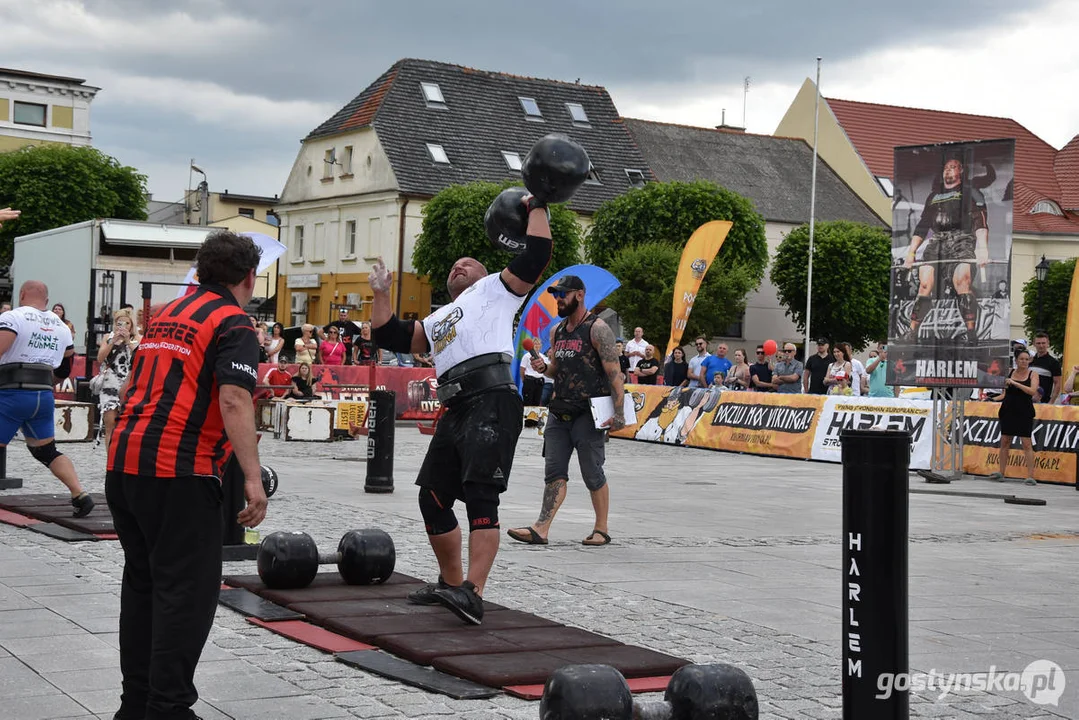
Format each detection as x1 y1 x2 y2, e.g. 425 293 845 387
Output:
540 663 758 720
484 133 591 253
257 529 395 590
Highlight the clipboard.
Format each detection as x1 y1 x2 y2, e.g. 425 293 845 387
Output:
589 394 637 429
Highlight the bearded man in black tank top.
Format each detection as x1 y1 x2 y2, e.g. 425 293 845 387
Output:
507 275 626 546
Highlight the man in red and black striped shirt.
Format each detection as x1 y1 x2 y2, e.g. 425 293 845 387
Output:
106 231 268 720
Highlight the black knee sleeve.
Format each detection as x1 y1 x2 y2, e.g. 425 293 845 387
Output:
911 295 933 324
958 292 978 326
28 441 62 467
418 488 458 536
463 483 500 532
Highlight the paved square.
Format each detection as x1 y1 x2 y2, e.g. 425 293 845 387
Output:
0 425 1075 719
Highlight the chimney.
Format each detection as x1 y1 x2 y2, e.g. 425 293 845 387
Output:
716 108 746 133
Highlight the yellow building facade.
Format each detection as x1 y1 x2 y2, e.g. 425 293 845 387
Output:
0 67 98 151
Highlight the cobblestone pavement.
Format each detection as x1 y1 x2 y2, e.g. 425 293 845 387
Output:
0 426 1076 719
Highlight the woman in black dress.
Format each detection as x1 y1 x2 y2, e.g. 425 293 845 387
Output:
664 346 689 388
990 349 1039 485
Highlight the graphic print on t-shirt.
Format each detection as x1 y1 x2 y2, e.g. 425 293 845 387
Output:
431 307 464 355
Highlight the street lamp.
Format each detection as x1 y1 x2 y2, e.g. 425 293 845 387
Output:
1036 255 1051 331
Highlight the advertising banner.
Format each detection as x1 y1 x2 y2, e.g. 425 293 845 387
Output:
811 396 932 469
888 139 1015 388
962 401 1079 483
334 401 369 431
665 221 732 359
688 391 820 459
611 385 722 445
256 364 439 420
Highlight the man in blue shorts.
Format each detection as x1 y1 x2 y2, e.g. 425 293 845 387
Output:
0 280 92 516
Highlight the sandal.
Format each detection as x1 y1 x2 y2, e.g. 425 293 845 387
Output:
582 529 611 546
507 526 548 545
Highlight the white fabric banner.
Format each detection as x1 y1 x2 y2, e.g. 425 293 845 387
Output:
811 396 933 470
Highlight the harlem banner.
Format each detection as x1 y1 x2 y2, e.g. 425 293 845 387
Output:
811 396 932 468
665 221 731 359
887 139 1015 388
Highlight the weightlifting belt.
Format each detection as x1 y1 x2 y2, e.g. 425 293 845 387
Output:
0 363 55 391
436 353 515 407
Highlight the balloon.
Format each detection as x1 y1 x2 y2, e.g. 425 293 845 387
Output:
763 339 777 356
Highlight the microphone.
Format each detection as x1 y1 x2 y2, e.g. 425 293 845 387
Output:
522 337 541 360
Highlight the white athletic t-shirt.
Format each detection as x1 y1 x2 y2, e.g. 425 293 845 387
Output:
422 274 526 378
0 306 73 367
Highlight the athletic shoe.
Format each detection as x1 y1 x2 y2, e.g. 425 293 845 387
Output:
434 580 484 625
72 493 95 518
407 575 450 605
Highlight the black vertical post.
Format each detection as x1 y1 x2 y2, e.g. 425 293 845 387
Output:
842 428 910 720
220 455 257 561
365 390 395 493
0 446 23 490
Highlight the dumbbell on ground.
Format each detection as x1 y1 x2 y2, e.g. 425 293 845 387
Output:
540 663 758 720
257 529 395 590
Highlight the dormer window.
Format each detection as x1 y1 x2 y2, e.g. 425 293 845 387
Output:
876 176 894 197
585 164 601 185
519 97 542 119
566 102 589 125
625 169 646 187
1031 200 1063 216
426 143 450 164
502 151 523 172
421 82 446 107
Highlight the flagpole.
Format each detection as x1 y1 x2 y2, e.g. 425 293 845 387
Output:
804 57 822 359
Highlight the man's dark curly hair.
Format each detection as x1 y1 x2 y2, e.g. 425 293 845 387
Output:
196 231 261 286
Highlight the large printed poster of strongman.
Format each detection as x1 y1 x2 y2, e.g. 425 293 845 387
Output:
887 139 1015 389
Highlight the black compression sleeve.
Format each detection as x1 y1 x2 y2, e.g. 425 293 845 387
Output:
372 315 420 353
506 234 553 285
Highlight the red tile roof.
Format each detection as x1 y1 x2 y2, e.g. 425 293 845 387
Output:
826 97 1079 234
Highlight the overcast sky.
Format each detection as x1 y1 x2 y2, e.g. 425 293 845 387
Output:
3 0 1076 204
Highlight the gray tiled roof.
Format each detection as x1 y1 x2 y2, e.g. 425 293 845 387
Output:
306 59 653 214
623 118 885 226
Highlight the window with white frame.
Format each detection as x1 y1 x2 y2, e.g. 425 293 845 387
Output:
293 225 305 260
323 149 335 179
566 102 589 124
625 169 646 187
345 220 357 256
876 176 894 197
1031 200 1063 216
13 101 46 127
421 82 445 106
585 163 601 185
343 146 354 175
502 151 523 172
519 97 542 119
426 143 450 164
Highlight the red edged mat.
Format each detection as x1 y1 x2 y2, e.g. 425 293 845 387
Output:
0 493 114 537
432 645 689 688
377 626 620 665
324 608 561 643
246 618 376 653
504 674 673 700
0 508 42 527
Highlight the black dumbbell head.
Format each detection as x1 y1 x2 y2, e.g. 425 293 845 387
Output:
665 663 759 720
338 529 396 585
522 134 591 205
484 187 530 254
257 531 318 590
260 465 279 498
539 664 632 720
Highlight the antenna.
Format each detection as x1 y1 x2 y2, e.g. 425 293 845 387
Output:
742 76 751 128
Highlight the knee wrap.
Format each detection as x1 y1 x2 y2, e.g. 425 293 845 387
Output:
910 295 933 324
463 483 500 532
418 488 458 536
28 441 62 467
957 292 978 325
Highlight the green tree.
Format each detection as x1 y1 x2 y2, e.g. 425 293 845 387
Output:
1022 257 1074 354
584 180 768 280
413 181 582 305
607 242 758 347
770 220 891 351
0 145 148 263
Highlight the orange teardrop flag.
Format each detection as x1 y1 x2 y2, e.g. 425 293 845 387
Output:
665 220 733 359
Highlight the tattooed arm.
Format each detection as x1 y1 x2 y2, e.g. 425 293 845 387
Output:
591 318 625 431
